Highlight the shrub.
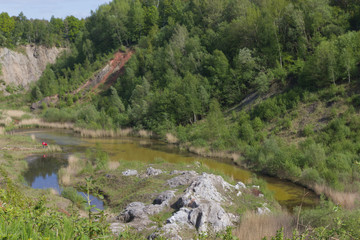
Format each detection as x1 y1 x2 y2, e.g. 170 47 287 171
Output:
303 124 314 137
252 117 263 131
239 122 254 143
300 168 322 185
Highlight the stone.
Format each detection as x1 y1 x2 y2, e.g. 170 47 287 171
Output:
167 171 198 188
235 181 246 190
167 208 191 225
143 204 164 215
176 173 230 208
109 222 126 235
257 204 271 215
188 201 232 232
118 202 146 222
153 190 176 206
122 169 138 176
146 167 163 176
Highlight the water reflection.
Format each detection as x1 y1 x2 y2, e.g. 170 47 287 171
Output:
23 153 104 210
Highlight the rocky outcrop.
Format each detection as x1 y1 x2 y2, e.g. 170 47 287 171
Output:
0 45 64 88
110 169 268 239
164 173 235 235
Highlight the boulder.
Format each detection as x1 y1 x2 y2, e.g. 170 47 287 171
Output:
118 202 146 222
188 201 232 232
146 167 163 176
167 171 198 188
122 169 138 176
235 181 246 190
143 204 164 215
175 173 232 208
153 190 176 206
167 208 191 225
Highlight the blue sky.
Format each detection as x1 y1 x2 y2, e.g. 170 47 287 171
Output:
0 0 110 20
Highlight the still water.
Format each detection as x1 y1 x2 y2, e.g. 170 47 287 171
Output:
23 153 104 210
18 129 318 211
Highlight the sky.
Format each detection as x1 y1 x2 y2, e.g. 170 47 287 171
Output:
0 0 110 20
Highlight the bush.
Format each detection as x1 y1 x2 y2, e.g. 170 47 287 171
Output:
300 168 322 185
239 122 254 143
252 98 282 122
303 124 314 137
252 117 263 131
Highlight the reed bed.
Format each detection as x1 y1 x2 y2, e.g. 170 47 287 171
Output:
17 118 154 139
59 155 85 186
3 110 27 118
314 184 359 209
18 118 75 129
188 146 240 161
234 211 295 240
165 133 179 144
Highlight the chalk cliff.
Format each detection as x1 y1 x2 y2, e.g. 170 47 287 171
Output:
0 45 64 88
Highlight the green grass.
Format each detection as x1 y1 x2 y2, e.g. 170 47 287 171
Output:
61 187 87 209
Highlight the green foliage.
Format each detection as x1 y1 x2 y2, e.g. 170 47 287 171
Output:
303 124 314 137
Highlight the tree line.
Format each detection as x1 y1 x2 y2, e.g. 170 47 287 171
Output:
0 12 83 47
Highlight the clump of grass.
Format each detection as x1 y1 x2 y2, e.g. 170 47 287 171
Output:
234 211 295 240
49 188 59 195
45 144 62 152
108 161 120 170
61 187 86 209
166 133 179 144
138 129 152 138
59 155 85 186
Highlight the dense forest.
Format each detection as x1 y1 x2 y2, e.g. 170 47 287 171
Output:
1 0 360 238
19 0 360 192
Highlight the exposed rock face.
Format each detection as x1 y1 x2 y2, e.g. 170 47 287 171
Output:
0 45 64 87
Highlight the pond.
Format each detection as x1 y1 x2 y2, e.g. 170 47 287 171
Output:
18 129 318 211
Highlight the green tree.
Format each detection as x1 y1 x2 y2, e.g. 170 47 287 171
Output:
128 0 144 42
64 15 82 42
0 12 15 46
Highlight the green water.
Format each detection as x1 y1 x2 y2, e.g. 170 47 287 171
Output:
18 129 318 210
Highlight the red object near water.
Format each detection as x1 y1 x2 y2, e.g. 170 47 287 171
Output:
42 142 48 147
